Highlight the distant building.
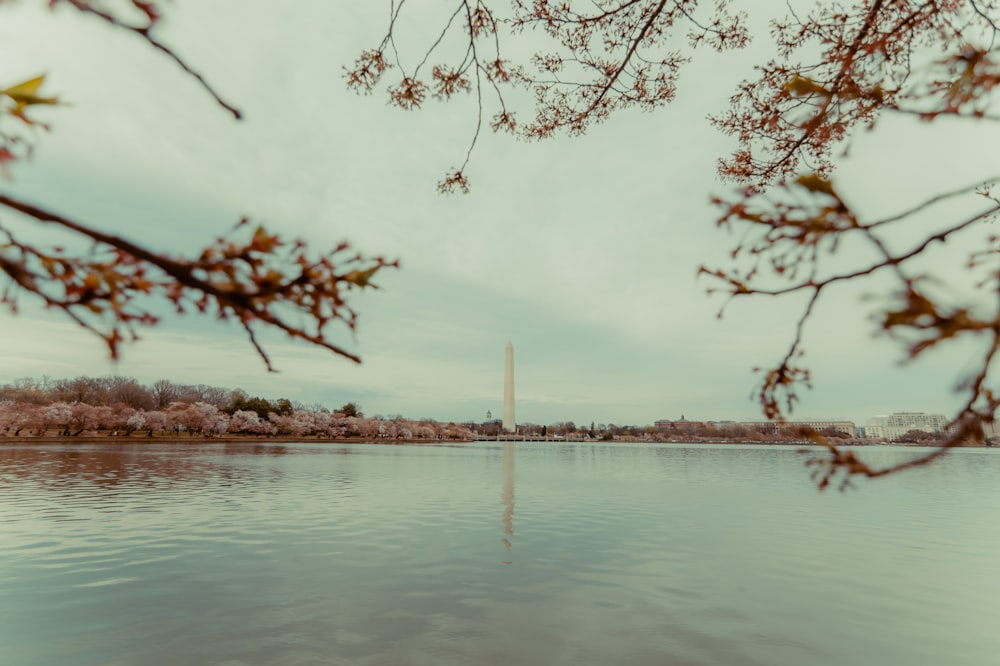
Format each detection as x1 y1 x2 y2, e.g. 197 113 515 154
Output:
795 420 857 437
983 420 1000 439
654 415 708 430
865 412 949 440
737 420 857 437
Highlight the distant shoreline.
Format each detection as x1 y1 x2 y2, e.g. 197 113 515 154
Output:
0 434 462 445
0 434 990 447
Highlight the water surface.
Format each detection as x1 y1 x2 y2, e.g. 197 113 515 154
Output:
1 441 998 665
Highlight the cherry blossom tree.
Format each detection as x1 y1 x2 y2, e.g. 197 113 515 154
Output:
143 410 167 436
1 1 395 370
267 412 298 436
125 411 145 435
165 401 226 436
193 402 228 436
88 403 139 434
415 423 437 440
321 412 346 439
269 410 326 437
358 417 384 439
0 400 43 435
66 402 99 436
1 374 482 442
443 422 477 440
350 0 1000 487
378 419 398 439
228 409 274 435
0 400 17 434
42 401 72 434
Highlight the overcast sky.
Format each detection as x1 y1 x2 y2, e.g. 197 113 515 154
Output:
1 1 997 426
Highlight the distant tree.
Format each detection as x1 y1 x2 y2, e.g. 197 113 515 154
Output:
0 377 49 404
66 402 99 436
0 400 43 435
228 409 274 435
42 401 72 435
91 404 117 431
0 1 393 370
519 423 540 437
192 402 228 436
167 402 208 435
143 410 167 436
192 384 232 408
225 393 287 420
340 402 362 418
562 421 577 434
449 423 477 440
52 376 104 405
351 0 1000 487
269 410 317 437
897 429 943 443
150 379 184 410
358 417 382 439
106 376 154 410
125 411 145 435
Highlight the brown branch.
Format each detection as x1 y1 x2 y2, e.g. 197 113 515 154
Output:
567 0 668 128
724 203 1000 299
866 175 1000 228
413 2 466 77
0 192 373 365
710 171 1000 485
761 0 887 182
62 0 242 120
969 0 1000 37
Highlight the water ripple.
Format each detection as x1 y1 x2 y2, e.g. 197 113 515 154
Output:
1 441 998 666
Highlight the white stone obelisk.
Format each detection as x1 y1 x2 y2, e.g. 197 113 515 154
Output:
503 341 515 433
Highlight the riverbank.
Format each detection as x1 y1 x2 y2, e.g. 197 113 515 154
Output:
0 434 474 445
1 434 989 447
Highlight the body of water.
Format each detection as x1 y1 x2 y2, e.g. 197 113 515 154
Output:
1 441 998 665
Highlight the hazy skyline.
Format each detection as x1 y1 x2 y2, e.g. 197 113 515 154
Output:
1 2 996 426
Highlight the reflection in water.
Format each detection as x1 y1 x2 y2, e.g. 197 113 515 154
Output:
501 442 515 563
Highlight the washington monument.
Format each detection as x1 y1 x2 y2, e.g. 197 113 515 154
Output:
503 341 515 432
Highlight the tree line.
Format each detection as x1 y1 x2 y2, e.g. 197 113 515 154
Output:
0 374 966 445
0 376 473 440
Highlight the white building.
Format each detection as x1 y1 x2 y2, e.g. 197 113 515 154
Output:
865 412 949 440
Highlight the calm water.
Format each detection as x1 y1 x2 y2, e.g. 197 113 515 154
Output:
1 441 998 666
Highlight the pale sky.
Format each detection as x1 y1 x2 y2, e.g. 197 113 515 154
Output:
1 1 997 426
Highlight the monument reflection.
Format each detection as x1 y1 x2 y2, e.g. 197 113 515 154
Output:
501 442 515 564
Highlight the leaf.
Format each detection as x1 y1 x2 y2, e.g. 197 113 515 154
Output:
342 265 381 288
783 75 829 98
3 74 59 125
796 174 836 196
2 75 58 108
132 0 160 25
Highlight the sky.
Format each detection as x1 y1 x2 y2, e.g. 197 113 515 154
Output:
1 1 998 426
